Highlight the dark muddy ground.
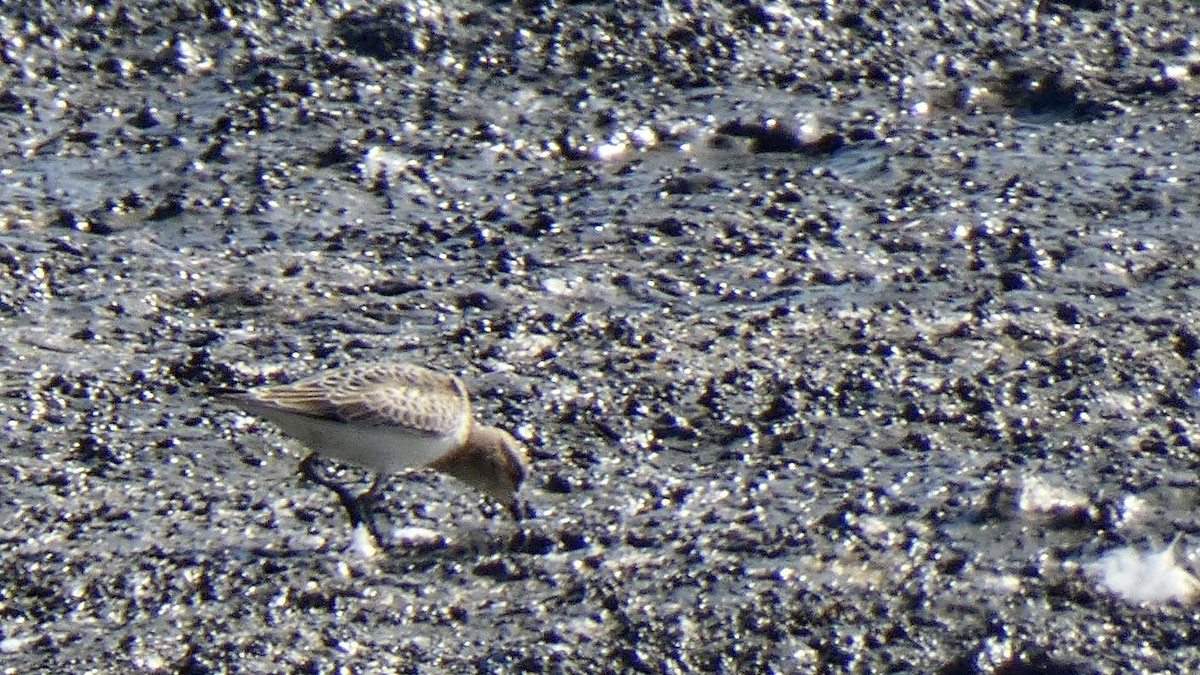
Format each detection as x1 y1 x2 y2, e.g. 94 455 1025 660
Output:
2 1 1200 673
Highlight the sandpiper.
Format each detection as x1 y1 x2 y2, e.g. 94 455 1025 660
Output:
212 362 530 548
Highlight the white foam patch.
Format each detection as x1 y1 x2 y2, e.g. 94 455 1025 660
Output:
391 526 446 549
0 634 41 653
1087 538 1199 604
359 146 408 182
1017 475 1089 515
593 141 627 161
347 523 379 559
1114 494 1148 530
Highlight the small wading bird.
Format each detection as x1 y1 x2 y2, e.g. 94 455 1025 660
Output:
212 362 531 548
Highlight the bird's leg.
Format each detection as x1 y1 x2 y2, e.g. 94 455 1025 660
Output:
298 454 385 548
354 473 387 547
357 473 384 511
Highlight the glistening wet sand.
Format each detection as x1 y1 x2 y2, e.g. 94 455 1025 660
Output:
1 2 1198 672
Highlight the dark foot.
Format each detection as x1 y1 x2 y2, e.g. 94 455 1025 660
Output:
341 491 385 550
353 475 387 548
298 455 386 549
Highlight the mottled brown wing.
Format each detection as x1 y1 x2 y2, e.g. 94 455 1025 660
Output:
230 363 471 437
327 364 470 436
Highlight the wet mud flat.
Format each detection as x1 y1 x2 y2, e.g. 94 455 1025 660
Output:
1 1 1200 673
